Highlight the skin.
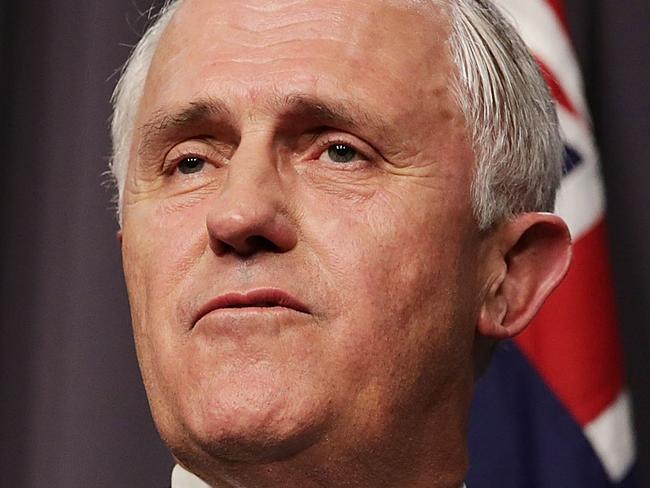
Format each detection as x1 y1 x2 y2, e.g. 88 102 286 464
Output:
119 0 572 486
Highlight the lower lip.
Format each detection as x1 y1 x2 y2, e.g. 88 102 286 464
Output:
193 306 306 336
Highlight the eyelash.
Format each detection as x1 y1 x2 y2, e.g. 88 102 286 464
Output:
312 135 370 166
164 149 212 175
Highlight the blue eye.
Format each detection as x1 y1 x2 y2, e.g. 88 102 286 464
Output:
177 156 205 174
327 144 357 164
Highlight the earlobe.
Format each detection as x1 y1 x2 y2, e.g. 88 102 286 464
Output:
478 213 572 340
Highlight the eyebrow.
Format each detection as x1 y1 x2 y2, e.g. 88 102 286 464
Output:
138 98 232 157
137 92 390 156
270 93 388 135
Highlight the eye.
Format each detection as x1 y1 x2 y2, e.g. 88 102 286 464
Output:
177 156 206 174
326 144 359 164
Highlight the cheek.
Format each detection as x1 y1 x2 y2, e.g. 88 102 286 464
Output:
297 194 479 437
300 184 475 373
121 203 209 353
121 203 213 418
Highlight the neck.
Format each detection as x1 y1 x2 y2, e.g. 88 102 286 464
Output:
175 398 470 488
179 453 467 488
173 366 474 488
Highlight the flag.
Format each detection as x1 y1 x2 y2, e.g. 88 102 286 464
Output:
467 1 638 486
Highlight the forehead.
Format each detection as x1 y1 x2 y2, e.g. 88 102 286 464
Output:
140 0 456 121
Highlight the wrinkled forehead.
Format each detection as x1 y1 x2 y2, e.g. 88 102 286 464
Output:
134 0 463 143
166 0 449 50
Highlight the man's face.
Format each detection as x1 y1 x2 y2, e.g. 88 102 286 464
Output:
121 0 483 475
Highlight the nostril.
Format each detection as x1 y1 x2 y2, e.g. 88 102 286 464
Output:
244 235 280 254
211 234 281 257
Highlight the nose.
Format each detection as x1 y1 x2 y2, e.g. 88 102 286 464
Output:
205 137 298 257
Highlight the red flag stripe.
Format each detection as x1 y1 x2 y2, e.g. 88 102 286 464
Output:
544 0 571 35
536 57 579 116
515 220 625 426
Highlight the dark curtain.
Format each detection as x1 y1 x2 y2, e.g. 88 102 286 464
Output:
1 1 648 486
566 1 650 485
0 2 172 486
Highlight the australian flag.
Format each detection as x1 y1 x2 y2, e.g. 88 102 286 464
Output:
467 1 638 486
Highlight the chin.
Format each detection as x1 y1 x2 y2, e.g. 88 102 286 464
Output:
187 427 324 464
162 382 333 464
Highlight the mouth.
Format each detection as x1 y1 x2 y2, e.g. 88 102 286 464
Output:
192 288 311 327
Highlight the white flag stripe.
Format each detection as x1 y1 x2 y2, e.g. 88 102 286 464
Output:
554 162 605 239
492 0 589 120
584 390 636 483
554 106 605 240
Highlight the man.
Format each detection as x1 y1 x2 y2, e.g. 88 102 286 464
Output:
111 0 572 486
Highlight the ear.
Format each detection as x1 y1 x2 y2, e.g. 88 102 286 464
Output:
478 213 572 340
116 229 123 246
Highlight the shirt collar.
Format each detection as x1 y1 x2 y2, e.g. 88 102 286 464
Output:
171 464 467 488
171 464 211 488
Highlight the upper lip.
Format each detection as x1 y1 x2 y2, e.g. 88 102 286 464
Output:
192 288 310 326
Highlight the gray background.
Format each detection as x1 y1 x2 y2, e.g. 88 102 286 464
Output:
1 1 648 486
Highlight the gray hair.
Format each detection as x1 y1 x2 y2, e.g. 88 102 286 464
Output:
110 0 181 214
110 0 562 230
